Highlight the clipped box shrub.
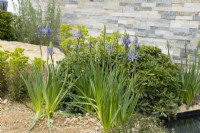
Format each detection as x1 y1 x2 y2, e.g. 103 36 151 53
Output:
0 10 14 40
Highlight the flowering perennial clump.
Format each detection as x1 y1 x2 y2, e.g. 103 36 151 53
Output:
37 26 53 35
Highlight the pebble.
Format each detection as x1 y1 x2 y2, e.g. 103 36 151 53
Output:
3 99 8 104
85 113 90 116
77 116 82 121
95 127 100 131
50 119 54 124
65 117 70 121
97 122 101 127
71 117 78 123
89 118 96 123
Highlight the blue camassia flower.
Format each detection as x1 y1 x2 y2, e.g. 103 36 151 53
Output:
47 47 54 55
134 36 140 50
106 44 114 51
38 26 53 35
122 35 131 46
47 42 54 55
74 29 83 40
128 52 139 61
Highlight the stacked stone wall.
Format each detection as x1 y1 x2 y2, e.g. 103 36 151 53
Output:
59 0 200 61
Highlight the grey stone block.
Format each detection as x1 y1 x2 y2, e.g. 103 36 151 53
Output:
107 19 118 24
68 0 78 4
118 24 135 29
169 28 190 35
150 26 169 31
189 28 198 33
64 13 78 19
134 7 152 11
147 0 171 3
156 3 172 7
135 26 151 30
146 30 156 37
136 32 146 37
176 11 198 16
193 16 200 21
159 11 176 19
141 19 170 27
119 2 141 7
92 0 104 2
173 32 190 36
148 34 156 38
156 34 164 38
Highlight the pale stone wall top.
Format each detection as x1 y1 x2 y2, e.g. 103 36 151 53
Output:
0 40 65 64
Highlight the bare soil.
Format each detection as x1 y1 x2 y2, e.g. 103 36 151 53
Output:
0 99 102 133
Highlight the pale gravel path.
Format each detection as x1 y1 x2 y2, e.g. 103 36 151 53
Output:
0 98 103 133
0 40 65 63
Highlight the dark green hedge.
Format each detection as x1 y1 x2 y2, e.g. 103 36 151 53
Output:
0 10 14 40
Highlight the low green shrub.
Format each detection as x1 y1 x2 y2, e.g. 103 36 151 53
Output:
136 45 179 118
0 46 29 100
111 114 167 133
0 45 9 95
0 10 14 40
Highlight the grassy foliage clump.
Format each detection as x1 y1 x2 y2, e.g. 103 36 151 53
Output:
178 40 200 106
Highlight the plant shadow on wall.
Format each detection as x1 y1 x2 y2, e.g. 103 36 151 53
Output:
11 0 60 45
